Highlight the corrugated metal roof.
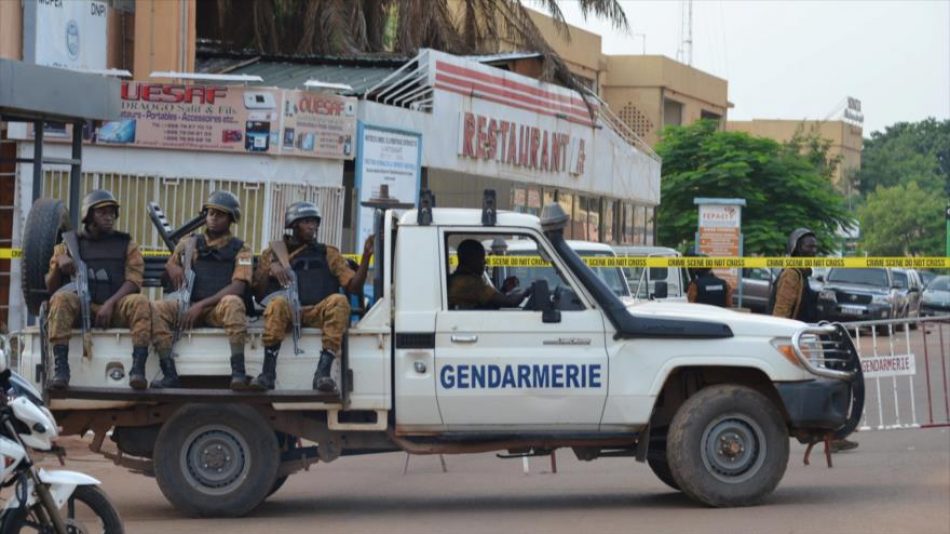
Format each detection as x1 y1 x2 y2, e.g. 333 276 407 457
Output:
224 60 401 95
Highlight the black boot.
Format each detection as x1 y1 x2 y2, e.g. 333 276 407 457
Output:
150 353 181 389
48 345 70 390
250 345 279 390
129 346 149 390
313 350 337 392
230 353 252 390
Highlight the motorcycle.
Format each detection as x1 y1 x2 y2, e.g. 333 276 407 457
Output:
0 338 123 533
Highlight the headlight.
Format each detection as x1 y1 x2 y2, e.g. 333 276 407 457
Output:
819 289 836 302
871 294 890 305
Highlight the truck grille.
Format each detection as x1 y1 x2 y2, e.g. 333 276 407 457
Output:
835 291 872 305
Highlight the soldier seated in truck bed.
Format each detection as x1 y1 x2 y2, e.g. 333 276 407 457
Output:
150 191 254 390
252 201 374 392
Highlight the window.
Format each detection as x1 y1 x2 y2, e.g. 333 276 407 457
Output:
444 232 582 311
663 99 684 127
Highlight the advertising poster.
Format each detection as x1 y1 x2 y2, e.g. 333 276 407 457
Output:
355 124 422 248
96 82 357 159
280 90 357 159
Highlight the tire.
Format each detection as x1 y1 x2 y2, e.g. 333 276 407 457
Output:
666 385 789 507
268 476 289 497
0 485 124 534
646 429 680 491
21 198 71 315
153 404 279 517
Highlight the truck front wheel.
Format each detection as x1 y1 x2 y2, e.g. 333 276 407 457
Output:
154 404 279 517
666 385 788 507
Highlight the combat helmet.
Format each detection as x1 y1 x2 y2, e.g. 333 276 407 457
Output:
81 189 120 223
787 228 816 256
202 190 241 222
284 201 321 229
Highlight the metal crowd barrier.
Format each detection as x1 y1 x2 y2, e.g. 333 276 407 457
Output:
836 316 950 431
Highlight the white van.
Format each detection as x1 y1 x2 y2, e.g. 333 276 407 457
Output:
613 245 688 303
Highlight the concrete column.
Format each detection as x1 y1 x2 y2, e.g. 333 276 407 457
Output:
134 0 196 80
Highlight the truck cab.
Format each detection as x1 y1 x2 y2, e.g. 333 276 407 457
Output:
13 199 864 516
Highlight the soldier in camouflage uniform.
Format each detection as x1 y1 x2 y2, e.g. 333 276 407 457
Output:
151 191 254 390
251 201 374 392
447 239 527 310
45 190 151 390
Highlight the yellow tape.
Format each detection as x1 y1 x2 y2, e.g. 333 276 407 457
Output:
3 247 948 269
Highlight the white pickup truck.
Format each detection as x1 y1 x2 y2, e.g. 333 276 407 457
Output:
13 199 863 517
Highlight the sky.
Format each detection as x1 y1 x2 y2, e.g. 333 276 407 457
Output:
532 1 950 135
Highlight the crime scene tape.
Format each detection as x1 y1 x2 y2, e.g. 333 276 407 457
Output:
2 247 946 269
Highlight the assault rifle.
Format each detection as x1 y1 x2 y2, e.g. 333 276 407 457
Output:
56 231 92 358
263 240 304 355
168 237 197 355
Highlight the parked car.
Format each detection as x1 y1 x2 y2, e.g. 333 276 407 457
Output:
920 270 938 289
921 275 950 316
739 267 776 314
613 246 687 303
816 268 903 321
891 268 923 320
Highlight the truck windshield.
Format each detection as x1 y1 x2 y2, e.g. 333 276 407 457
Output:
827 268 888 287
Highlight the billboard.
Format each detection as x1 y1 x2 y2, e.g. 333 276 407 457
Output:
23 0 108 71
95 82 357 160
355 124 422 248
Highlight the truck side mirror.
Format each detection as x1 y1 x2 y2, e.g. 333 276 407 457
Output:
651 281 668 300
528 280 561 323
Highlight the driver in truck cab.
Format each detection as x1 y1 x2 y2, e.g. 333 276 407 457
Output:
45 190 151 390
448 239 527 310
150 191 254 390
251 201 374 392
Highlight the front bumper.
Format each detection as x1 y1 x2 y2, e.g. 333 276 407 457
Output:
921 302 950 317
777 379 853 431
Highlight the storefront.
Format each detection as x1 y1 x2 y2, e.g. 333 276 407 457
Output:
354 49 661 247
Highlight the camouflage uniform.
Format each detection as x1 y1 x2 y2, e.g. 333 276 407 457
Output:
152 231 253 350
253 237 354 353
447 269 501 310
46 236 149 345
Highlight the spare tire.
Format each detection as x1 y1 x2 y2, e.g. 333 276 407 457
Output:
21 198 71 315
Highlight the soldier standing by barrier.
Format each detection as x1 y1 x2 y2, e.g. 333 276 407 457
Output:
252 201 373 392
44 190 151 390
151 191 254 390
772 227 858 452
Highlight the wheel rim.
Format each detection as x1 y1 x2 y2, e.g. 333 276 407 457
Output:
181 425 251 495
700 413 767 484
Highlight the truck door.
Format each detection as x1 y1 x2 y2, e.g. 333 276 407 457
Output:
434 230 609 431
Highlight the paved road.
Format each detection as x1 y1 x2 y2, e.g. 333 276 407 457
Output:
47 427 949 534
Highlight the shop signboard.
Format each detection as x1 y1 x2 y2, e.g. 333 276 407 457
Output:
95 82 356 159
23 0 108 71
695 199 745 292
355 124 422 248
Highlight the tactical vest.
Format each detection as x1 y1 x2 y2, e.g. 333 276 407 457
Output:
190 235 244 303
694 273 729 307
78 232 130 305
265 242 339 306
768 268 818 322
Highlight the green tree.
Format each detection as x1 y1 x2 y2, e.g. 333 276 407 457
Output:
857 182 945 256
857 118 950 197
655 120 854 256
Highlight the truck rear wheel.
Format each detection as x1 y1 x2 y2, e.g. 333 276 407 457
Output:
666 385 788 507
154 404 279 517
